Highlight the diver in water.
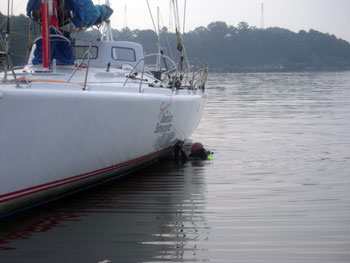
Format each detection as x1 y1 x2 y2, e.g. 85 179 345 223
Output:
174 141 213 162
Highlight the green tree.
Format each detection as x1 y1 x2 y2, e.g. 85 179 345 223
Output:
2 12 350 71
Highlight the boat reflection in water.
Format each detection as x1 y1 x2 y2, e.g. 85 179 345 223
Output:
0 156 210 263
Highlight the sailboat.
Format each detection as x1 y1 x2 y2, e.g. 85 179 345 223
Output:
0 0 207 217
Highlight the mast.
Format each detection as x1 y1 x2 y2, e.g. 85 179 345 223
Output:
41 0 59 70
261 2 265 29
156 6 161 71
124 5 127 29
169 0 173 33
41 0 50 69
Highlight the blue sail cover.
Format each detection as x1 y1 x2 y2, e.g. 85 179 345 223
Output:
27 0 113 28
32 30 74 65
27 0 113 65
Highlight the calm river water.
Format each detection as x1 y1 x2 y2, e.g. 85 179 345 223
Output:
1 72 350 263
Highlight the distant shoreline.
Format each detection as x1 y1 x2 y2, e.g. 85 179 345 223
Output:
209 67 350 73
1 13 350 72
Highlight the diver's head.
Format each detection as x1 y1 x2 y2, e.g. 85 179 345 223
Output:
191 142 204 154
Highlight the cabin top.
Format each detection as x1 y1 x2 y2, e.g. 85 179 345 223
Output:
74 40 144 70
28 36 145 71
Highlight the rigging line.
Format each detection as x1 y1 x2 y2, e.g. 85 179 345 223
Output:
171 0 177 31
171 0 180 37
171 0 177 32
123 5 127 29
0 33 6 50
182 44 189 68
7 52 28 58
11 0 14 17
183 0 186 33
0 30 31 38
13 0 26 14
182 0 189 67
24 20 33 65
0 20 6 28
146 0 158 34
175 0 181 33
6 0 10 34
168 0 173 32
2 25 68 40
3 0 11 81
172 0 189 68
172 0 184 55
159 11 174 60
1 21 39 39
0 0 25 28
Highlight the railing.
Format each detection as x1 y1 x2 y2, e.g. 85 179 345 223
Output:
123 53 176 89
0 52 20 87
0 35 20 87
67 41 92 90
123 53 208 93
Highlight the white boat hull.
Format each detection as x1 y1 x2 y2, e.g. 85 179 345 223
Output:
0 84 206 216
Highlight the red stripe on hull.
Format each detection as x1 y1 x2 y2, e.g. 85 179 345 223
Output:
0 147 172 204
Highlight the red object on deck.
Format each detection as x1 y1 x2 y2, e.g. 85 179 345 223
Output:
41 1 50 69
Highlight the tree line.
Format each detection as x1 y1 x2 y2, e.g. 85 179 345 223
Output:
1 12 350 72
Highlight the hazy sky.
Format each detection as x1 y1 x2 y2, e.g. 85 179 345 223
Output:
1 0 349 42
